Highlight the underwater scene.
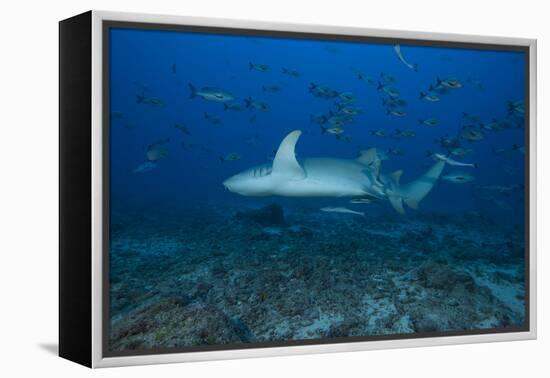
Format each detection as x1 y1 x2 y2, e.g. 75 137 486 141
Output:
107 26 528 354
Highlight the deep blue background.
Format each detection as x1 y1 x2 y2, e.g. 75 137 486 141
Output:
109 27 525 222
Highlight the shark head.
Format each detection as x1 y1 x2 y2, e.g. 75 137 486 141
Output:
223 163 276 196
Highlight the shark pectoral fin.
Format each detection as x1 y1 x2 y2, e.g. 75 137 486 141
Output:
272 130 306 180
389 195 405 215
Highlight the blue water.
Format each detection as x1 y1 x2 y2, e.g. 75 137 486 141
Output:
107 27 526 353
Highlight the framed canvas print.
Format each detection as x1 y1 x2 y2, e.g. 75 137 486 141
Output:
59 10 537 368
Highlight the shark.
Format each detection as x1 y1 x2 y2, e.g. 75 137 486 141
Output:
222 130 446 214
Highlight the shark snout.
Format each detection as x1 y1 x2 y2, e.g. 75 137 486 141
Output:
222 176 238 193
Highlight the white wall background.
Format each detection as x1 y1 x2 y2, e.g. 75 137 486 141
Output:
0 0 546 376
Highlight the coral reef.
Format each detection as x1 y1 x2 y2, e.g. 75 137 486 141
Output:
108 205 526 352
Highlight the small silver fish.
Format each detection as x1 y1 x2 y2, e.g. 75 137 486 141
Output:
380 72 396 83
338 92 356 103
189 84 234 102
449 147 471 157
460 127 485 141
377 83 399 97
371 130 387 137
145 139 169 162
350 198 373 204
262 84 281 93
437 77 462 89
394 44 418 71
220 152 241 162
321 207 364 216
337 105 362 116
419 92 440 102
249 62 270 72
321 126 345 135
418 118 438 127
356 72 376 85
442 172 474 184
434 153 477 168
136 94 164 106
224 102 244 111
309 83 339 99
282 67 300 77
133 161 157 174
383 97 408 108
387 109 407 117
508 100 525 115
244 97 270 111
394 129 415 138
387 148 403 156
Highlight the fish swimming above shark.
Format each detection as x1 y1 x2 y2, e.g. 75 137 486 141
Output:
223 130 446 214
394 44 418 71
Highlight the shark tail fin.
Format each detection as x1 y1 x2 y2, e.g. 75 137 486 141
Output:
394 161 445 213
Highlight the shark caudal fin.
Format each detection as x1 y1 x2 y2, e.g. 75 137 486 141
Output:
395 161 445 212
272 130 306 180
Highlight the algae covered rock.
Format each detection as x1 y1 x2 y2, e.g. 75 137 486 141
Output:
417 262 476 292
110 298 246 351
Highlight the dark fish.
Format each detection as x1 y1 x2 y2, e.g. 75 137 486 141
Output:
136 94 164 106
174 123 190 135
249 62 270 72
309 83 339 99
281 67 300 77
244 97 270 111
204 112 222 125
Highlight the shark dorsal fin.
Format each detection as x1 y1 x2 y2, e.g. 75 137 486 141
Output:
389 170 403 185
272 130 306 180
